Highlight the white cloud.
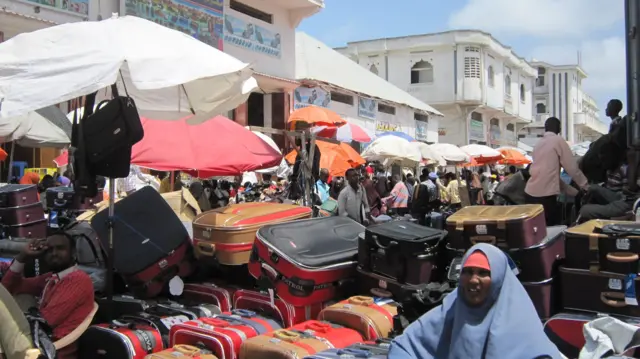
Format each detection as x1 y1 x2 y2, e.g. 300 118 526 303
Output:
531 37 626 110
448 0 623 37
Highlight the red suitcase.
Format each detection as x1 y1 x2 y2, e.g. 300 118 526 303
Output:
0 184 39 208
78 320 164 359
4 219 47 239
169 310 282 359
544 312 640 358
182 282 236 313
249 217 363 306
0 202 44 226
232 289 325 327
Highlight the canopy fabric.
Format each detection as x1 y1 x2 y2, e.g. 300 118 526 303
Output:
410 142 446 166
430 143 471 164
0 15 257 123
460 144 503 164
313 123 374 143
360 136 422 167
497 146 527 155
287 106 346 127
284 140 360 177
338 143 366 167
246 128 291 178
498 148 531 165
377 131 415 142
0 106 71 148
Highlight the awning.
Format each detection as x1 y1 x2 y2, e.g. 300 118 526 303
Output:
255 72 299 93
0 9 57 39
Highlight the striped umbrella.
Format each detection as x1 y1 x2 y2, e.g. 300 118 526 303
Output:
313 123 375 143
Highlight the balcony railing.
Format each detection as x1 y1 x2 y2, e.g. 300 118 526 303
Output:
573 112 608 135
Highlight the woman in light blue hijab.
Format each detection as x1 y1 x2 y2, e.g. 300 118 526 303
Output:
388 243 561 359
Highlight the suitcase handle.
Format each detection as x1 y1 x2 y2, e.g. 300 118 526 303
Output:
196 242 216 256
336 348 373 358
260 262 279 280
470 236 496 245
304 321 331 333
600 292 627 308
373 236 397 250
199 318 231 327
273 330 300 342
348 296 374 307
607 252 640 263
173 345 201 356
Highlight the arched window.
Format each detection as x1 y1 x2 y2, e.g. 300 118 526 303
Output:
504 75 511 96
536 67 546 86
411 61 434 84
536 103 547 114
506 123 515 132
487 66 495 87
520 84 526 102
370 65 378 75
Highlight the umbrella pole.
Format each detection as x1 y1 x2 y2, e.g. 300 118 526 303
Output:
105 177 116 321
7 142 15 182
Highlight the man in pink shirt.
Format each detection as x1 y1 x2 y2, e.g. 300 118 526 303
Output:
525 117 589 225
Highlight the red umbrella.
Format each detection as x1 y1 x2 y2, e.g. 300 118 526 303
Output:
53 116 282 177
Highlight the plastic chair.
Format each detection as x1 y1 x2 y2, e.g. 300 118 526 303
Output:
24 302 99 359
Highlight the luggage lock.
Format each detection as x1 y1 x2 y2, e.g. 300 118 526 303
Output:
267 248 279 263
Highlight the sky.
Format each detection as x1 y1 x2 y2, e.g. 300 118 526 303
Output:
298 0 626 121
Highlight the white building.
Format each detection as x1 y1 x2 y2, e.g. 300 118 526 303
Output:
295 32 442 144
524 61 608 146
336 30 537 148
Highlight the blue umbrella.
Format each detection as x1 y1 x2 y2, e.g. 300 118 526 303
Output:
377 131 415 142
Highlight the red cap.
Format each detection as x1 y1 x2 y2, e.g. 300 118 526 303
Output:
366 166 374 174
464 251 490 271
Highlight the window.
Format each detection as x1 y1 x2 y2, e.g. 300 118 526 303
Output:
536 67 546 86
370 65 378 75
506 123 515 132
536 103 546 114
504 75 511 97
378 103 396 115
465 46 480 53
230 0 273 24
487 66 495 87
410 61 433 84
415 113 428 122
330 92 353 105
471 111 482 121
464 57 480 78
519 84 525 102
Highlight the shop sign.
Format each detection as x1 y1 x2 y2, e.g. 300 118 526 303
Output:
469 119 485 141
358 97 377 120
125 0 223 50
293 87 330 110
224 14 281 58
27 0 88 15
415 120 428 142
375 121 399 134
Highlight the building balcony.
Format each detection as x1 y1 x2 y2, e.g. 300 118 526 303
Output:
533 113 548 126
533 85 549 95
574 112 608 135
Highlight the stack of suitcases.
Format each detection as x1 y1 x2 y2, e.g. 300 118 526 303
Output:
0 184 46 239
545 219 640 358
445 205 566 320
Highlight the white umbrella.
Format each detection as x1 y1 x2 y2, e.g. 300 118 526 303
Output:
460 144 502 159
361 136 422 166
1 106 71 148
410 142 446 166
0 15 257 123
430 143 471 164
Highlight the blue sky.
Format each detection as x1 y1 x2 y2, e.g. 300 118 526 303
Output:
299 0 626 120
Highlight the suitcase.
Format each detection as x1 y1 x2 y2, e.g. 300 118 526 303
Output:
91 187 194 298
192 203 312 266
124 312 191 348
78 319 164 359
446 205 547 250
317 296 398 340
522 278 556 320
0 202 44 226
565 220 639 273
2 218 47 239
233 289 324 327
45 186 104 210
356 266 431 302
303 341 391 359
239 321 364 359
507 225 566 282
147 302 221 320
0 184 39 208
544 313 640 358
145 345 218 359
359 220 446 285
181 282 236 313
560 265 640 317
169 310 282 359
248 217 363 306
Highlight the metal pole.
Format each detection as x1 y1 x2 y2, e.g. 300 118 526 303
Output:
7 142 15 182
105 177 116 321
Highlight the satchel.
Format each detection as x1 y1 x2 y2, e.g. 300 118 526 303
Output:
25 312 56 359
320 198 338 215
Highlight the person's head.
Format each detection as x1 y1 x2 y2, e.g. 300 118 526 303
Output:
44 232 76 273
319 168 329 183
606 99 623 118
56 175 71 187
421 168 429 177
544 117 561 135
345 168 359 189
445 172 456 182
407 177 416 186
40 175 55 192
428 172 438 182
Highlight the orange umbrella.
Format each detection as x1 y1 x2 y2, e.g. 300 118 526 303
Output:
498 148 531 165
287 106 347 128
339 143 366 167
285 140 362 177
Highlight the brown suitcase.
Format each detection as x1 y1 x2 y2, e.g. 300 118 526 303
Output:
144 345 218 358
507 225 566 282
317 296 398 340
446 205 547 250
0 202 44 226
565 220 640 274
192 203 312 265
522 277 556 320
4 219 47 239
0 184 39 208
560 266 640 317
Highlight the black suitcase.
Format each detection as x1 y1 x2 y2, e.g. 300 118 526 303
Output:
0 184 39 208
359 220 446 285
91 187 193 298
